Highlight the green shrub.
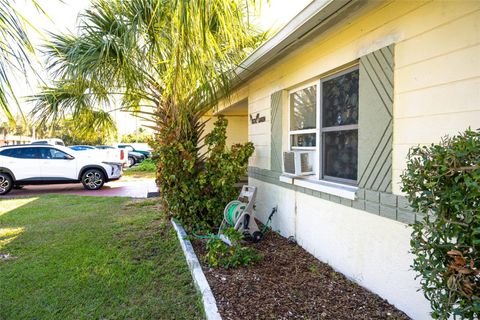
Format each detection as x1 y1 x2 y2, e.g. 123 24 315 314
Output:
154 115 254 230
205 228 261 268
401 128 480 319
128 158 156 172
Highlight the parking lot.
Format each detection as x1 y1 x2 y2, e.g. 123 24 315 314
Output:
4 178 158 198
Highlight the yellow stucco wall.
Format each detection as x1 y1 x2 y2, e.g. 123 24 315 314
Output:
201 115 248 148
234 0 480 194
225 116 248 145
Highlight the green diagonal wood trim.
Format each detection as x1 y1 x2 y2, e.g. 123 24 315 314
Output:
358 44 394 192
271 90 284 172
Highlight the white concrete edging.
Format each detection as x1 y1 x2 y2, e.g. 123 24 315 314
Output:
171 219 222 320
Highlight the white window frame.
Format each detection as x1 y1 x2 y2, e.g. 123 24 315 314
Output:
288 81 319 151
287 65 359 186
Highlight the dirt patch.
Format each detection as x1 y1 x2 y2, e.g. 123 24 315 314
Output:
0 253 15 261
192 231 410 320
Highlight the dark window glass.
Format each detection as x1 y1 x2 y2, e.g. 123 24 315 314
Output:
322 69 359 127
323 130 358 181
0 149 14 157
290 85 317 131
39 148 69 159
1 147 42 159
291 133 316 148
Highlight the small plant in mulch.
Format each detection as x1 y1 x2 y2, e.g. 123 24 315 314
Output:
401 128 480 319
204 228 262 268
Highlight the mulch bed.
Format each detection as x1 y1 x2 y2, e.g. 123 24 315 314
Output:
192 231 410 320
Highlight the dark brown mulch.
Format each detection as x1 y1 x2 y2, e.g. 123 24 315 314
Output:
192 231 411 320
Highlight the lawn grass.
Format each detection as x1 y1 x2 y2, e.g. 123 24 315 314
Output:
122 170 156 179
0 196 203 319
123 159 156 179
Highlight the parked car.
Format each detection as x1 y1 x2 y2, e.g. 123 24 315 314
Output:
0 144 122 195
31 138 65 146
96 145 145 167
69 145 127 166
117 144 152 158
94 146 112 150
125 151 145 167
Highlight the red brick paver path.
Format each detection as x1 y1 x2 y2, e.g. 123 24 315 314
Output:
5 179 157 198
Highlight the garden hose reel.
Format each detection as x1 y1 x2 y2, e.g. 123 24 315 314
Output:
219 185 263 243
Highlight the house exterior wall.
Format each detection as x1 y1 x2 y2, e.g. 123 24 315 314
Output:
201 115 248 147
233 1 480 319
204 88 249 147
226 116 248 145
244 0 480 194
251 177 429 320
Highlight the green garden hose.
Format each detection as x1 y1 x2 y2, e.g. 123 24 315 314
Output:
192 205 276 241
224 201 246 226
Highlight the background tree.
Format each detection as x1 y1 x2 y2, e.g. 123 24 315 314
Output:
0 121 8 142
0 114 32 141
35 113 117 145
121 127 151 143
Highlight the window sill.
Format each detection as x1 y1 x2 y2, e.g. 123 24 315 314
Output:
279 174 357 200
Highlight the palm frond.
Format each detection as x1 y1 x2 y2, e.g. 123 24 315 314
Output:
33 0 265 140
0 0 38 122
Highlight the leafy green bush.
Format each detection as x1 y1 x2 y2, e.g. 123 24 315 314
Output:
155 116 254 230
127 158 156 172
401 129 480 319
205 228 261 268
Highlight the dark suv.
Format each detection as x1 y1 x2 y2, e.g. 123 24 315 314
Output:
117 144 151 158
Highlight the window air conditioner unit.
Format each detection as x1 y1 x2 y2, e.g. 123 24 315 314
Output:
283 151 315 176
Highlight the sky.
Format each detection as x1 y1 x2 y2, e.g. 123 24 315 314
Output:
9 0 312 137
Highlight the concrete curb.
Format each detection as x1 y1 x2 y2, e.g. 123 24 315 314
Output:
171 219 222 320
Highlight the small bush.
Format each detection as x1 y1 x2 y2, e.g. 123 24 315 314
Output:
205 228 261 268
401 128 480 319
128 158 156 172
155 116 254 230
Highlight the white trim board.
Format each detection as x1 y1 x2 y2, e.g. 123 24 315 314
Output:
280 174 357 200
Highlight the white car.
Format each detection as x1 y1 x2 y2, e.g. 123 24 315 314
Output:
0 144 123 195
31 138 65 146
68 145 128 166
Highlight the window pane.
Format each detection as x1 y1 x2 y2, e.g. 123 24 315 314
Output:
290 85 317 131
51 149 68 159
291 133 316 148
39 148 68 159
15 147 42 159
323 130 358 181
322 69 359 127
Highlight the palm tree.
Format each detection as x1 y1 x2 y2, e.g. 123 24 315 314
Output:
31 0 264 226
0 0 43 122
31 0 263 131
